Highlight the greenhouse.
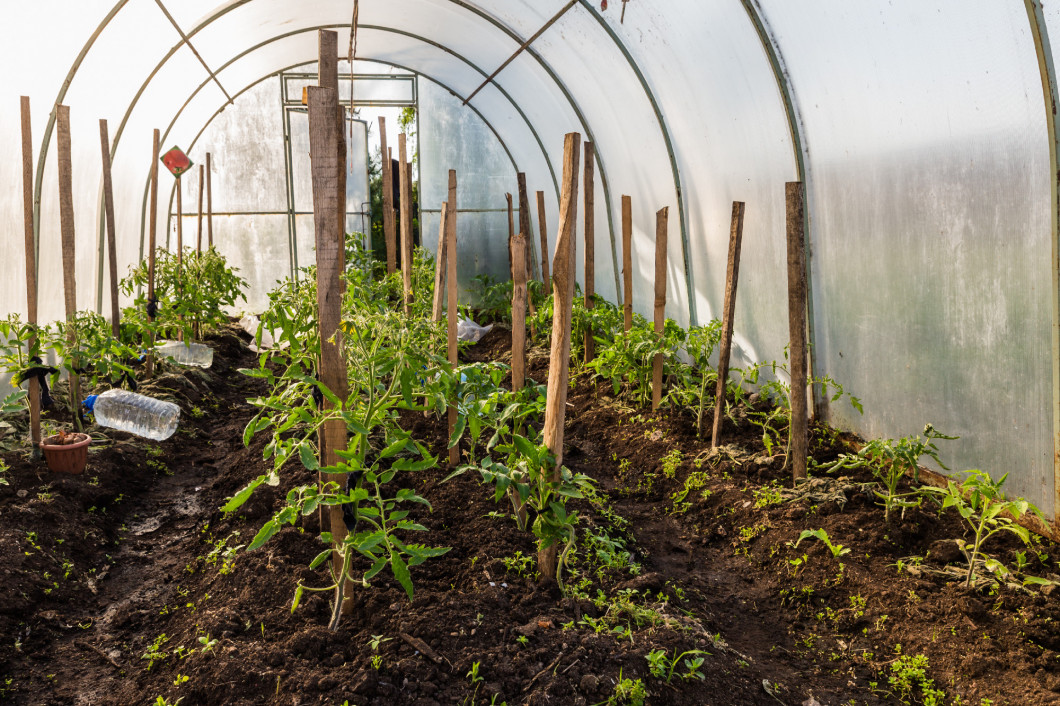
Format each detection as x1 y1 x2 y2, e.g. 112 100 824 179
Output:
3 1 1060 704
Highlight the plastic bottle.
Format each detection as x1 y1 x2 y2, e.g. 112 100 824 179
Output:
85 389 180 441
155 340 213 368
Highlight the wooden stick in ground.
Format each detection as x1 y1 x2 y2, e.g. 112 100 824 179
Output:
512 231 527 393
379 117 396 274
583 141 595 364
431 202 448 322
447 170 459 467
206 152 213 247
710 201 746 445
539 132 581 582
517 174 538 337
651 207 669 412
536 191 550 289
176 179 183 342
308 83 353 619
56 105 81 431
20 97 40 454
786 182 809 480
99 119 121 339
506 193 515 281
399 133 413 314
146 129 160 378
196 164 204 253
622 195 633 332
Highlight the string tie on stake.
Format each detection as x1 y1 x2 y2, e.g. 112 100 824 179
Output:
146 297 160 319
17 356 58 410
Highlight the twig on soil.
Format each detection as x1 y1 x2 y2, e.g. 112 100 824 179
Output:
523 652 564 693
399 632 445 666
561 658 580 674
75 640 124 671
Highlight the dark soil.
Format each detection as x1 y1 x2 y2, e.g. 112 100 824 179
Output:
2 323 1059 705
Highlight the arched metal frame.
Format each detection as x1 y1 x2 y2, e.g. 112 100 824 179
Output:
1023 0 1060 529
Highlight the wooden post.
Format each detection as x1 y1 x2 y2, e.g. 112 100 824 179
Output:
622 195 633 332
56 105 81 431
710 201 746 445
20 97 40 454
583 142 595 364
176 178 183 341
99 119 121 339
206 152 213 247
506 193 515 281
431 202 448 322
447 171 459 467
146 129 160 378
308 84 353 614
399 133 413 314
536 191 550 289
196 164 205 253
539 132 581 582
517 174 538 335
786 182 809 480
379 117 396 274
512 232 527 392
651 207 669 412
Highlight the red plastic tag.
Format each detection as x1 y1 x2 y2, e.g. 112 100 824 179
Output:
161 146 193 177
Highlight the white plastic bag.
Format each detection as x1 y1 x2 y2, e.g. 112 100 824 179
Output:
456 317 494 343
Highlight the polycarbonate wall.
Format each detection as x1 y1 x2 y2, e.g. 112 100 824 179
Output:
3 1 1060 518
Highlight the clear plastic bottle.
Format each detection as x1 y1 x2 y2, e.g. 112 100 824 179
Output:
155 340 213 368
86 389 180 441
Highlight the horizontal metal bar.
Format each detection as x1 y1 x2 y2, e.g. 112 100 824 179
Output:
171 211 370 217
420 208 509 213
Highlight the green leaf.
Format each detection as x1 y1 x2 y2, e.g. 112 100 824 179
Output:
291 585 304 613
391 553 414 601
248 520 280 551
298 442 320 471
222 475 266 513
448 416 467 449
309 548 332 569
380 437 409 459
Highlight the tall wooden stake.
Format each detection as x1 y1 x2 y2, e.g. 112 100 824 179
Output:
431 202 448 322
206 152 213 247
710 201 746 445
146 129 160 378
583 142 595 364
56 105 81 431
536 191 550 289
517 174 537 335
786 182 809 480
539 132 581 582
176 179 183 341
99 119 121 339
651 207 669 411
447 171 459 467
379 117 396 274
622 195 633 332
399 133 413 314
20 97 40 455
512 231 527 393
196 164 205 253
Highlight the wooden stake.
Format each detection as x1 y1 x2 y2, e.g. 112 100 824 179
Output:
512 231 527 392
539 132 581 582
583 142 595 364
517 174 537 335
99 119 121 339
710 201 746 445
431 202 448 322
622 195 633 332
56 105 81 431
308 83 353 613
447 171 459 467
206 152 213 247
536 191 550 289
651 207 668 412
146 129 160 378
399 133 413 314
786 182 809 480
196 164 205 253
379 117 396 274
506 193 515 281
20 97 40 454
176 179 183 341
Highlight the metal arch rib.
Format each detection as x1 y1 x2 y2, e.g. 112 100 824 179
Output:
575 0 697 326
156 57 526 266
738 0 821 416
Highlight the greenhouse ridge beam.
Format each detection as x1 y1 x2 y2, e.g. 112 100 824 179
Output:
152 0 233 105
1023 0 1060 530
462 0 578 106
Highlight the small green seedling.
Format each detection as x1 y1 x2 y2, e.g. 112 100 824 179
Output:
791 529 850 559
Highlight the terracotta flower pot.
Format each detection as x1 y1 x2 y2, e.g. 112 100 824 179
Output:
40 432 91 475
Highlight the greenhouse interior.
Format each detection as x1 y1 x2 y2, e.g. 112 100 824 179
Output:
5 1 1060 704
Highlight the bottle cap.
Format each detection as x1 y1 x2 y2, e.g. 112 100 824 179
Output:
83 394 98 412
